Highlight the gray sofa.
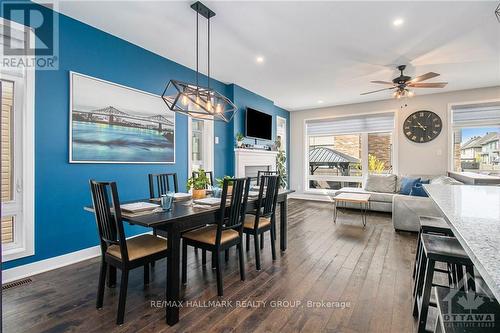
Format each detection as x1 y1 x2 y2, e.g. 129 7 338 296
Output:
334 175 461 232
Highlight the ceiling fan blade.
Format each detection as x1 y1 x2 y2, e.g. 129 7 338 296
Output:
408 82 448 88
360 87 396 95
370 80 395 85
410 72 440 83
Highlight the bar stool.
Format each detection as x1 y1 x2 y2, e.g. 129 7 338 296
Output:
413 216 454 280
413 234 475 333
434 286 500 333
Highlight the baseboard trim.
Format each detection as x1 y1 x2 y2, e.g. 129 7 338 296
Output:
2 232 153 284
2 246 100 284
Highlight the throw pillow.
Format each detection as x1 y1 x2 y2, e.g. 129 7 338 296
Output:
410 183 428 197
399 177 421 195
364 174 397 193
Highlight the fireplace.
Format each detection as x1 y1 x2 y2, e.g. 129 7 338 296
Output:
234 148 278 178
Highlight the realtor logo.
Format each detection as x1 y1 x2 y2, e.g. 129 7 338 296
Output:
441 274 496 329
1 1 59 69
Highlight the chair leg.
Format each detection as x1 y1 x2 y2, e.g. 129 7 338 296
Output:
151 230 157 268
254 233 261 270
416 259 436 333
143 264 149 286
182 240 188 284
466 265 475 292
225 249 229 262
238 243 245 281
202 249 207 265
270 228 277 261
116 269 129 325
246 233 250 252
260 233 264 250
96 260 107 309
215 251 223 296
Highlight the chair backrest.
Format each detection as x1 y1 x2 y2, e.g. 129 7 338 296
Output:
215 177 250 244
256 170 279 185
89 180 129 261
192 170 214 188
256 175 280 219
149 173 178 198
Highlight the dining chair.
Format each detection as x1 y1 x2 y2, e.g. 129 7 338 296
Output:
148 173 178 244
256 170 279 185
148 173 178 198
243 175 279 270
89 180 168 325
192 170 214 187
181 177 250 296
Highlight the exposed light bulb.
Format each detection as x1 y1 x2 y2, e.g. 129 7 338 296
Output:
206 100 212 112
408 91 415 97
216 103 222 113
182 94 189 105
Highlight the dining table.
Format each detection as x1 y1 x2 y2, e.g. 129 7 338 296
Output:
84 189 294 325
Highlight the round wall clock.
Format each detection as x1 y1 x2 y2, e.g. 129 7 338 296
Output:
403 110 442 143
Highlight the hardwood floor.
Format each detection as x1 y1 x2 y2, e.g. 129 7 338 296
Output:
3 199 418 333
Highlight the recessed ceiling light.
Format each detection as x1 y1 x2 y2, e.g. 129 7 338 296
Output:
256 56 264 63
317 100 324 104
393 18 404 27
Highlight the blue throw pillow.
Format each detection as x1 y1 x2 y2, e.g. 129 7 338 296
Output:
410 183 428 197
399 177 421 195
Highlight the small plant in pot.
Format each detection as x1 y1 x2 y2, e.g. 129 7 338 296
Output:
236 132 244 148
216 176 234 195
187 169 210 199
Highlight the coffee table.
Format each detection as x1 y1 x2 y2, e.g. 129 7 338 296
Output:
333 192 371 227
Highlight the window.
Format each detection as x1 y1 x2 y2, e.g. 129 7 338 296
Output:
1 19 35 261
188 118 213 173
451 102 500 176
306 112 394 191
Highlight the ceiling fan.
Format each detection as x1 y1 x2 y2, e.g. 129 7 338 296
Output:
360 65 448 98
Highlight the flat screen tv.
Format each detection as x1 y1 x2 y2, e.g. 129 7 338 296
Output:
246 108 272 141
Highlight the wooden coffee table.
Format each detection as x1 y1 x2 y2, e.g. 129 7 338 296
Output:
333 192 371 227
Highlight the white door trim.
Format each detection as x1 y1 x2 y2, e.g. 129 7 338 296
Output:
187 117 214 176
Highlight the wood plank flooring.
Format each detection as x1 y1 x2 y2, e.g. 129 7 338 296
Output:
2 199 418 333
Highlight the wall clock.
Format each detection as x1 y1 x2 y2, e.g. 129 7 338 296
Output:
403 110 442 143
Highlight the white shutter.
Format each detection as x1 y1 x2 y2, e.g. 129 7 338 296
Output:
306 112 395 136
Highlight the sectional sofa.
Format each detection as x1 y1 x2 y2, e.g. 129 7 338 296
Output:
334 175 462 232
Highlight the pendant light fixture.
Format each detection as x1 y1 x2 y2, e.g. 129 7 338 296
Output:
162 1 237 122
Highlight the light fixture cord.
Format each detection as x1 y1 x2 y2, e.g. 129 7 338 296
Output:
208 16 210 89
196 9 199 89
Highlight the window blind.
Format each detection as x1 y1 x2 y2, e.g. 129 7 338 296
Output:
452 102 500 126
306 112 395 136
0 22 27 52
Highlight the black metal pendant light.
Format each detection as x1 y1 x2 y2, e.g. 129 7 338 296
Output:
162 1 237 122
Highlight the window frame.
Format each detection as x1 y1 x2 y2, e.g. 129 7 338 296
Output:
303 110 397 194
1 18 35 262
447 99 500 172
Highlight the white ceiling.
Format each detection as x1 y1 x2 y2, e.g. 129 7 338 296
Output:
48 1 500 110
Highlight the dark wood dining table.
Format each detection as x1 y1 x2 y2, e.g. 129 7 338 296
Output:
84 189 294 325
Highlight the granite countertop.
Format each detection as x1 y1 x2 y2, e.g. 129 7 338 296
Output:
424 184 500 300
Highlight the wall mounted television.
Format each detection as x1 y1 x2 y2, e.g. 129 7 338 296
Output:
246 108 272 141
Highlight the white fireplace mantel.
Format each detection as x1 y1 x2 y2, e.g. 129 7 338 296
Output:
234 148 278 178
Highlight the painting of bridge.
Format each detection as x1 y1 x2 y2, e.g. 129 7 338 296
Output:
70 72 175 163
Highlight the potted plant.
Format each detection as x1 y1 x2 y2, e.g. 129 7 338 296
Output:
216 176 234 194
275 139 288 189
236 132 244 148
187 169 210 199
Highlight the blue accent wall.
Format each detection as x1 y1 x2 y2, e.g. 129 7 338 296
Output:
2 3 288 269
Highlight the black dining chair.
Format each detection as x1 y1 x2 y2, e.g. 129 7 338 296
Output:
256 170 279 186
192 170 214 188
181 177 250 296
89 180 168 325
148 173 178 198
243 175 279 270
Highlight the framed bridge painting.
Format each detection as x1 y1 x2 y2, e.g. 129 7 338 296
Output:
69 72 175 163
